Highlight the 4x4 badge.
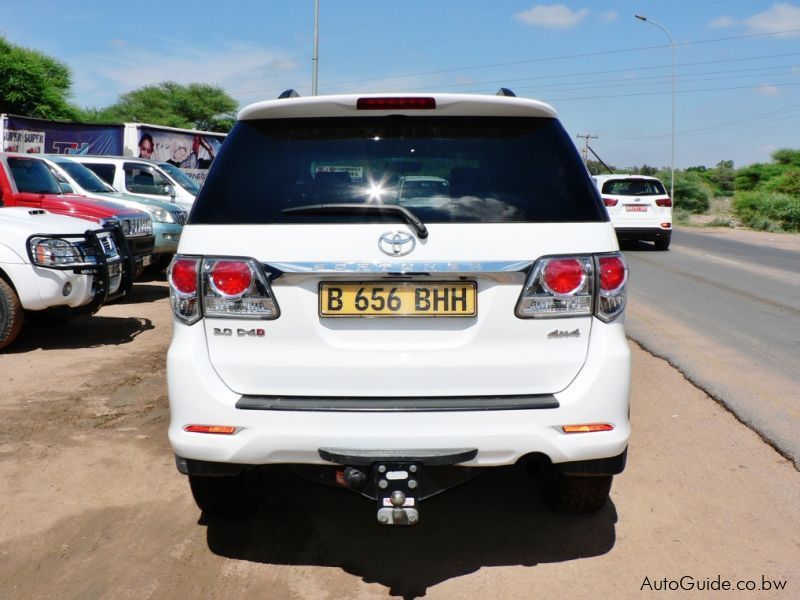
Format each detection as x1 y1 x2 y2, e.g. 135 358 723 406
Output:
378 231 416 256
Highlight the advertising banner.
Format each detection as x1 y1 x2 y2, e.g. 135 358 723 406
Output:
135 126 224 170
4 115 124 155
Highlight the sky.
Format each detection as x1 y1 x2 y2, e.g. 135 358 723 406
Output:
2 1 800 169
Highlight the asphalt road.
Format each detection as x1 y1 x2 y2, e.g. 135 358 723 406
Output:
623 227 800 468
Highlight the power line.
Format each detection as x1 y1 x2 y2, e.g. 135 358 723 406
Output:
230 31 800 97
543 81 800 103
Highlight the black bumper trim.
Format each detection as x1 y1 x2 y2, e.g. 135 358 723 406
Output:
318 447 478 466
175 456 244 476
235 394 559 412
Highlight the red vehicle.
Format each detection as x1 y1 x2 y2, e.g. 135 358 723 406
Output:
0 152 154 276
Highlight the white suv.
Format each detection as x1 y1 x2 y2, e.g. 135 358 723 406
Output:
167 92 631 522
593 174 673 250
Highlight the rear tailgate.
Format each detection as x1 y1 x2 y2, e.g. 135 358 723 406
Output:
179 222 616 397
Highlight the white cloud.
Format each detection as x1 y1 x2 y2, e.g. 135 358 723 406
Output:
71 41 302 109
109 38 127 48
709 16 737 29
600 11 618 23
743 2 800 36
516 4 590 30
756 84 781 96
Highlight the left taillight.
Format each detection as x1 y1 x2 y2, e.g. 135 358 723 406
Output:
168 256 201 325
168 255 280 325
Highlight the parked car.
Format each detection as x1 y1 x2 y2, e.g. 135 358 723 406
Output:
68 155 195 211
592 174 673 250
40 155 186 266
167 91 630 522
0 206 128 350
397 175 451 208
0 152 154 277
157 161 201 196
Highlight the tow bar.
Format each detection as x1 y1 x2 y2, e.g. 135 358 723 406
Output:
316 448 480 526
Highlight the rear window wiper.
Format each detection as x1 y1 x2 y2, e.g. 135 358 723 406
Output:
282 203 429 239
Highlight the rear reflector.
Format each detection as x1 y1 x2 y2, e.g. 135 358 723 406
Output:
562 424 614 434
661 222 672 229
357 97 436 110
184 425 236 435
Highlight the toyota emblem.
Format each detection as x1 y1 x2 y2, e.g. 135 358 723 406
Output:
378 231 416 256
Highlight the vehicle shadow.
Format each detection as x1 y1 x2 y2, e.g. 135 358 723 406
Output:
116 283 170 304
9 315 154 353
618 239 661 253
202 465 618 599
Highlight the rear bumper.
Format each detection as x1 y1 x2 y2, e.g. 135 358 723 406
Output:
614 226 671 241
167 317 631 468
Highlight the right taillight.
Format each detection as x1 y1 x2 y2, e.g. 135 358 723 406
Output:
516 253 627 322
603 197 618 207
596 253 627 322
656 197 672 207
168 255 280 325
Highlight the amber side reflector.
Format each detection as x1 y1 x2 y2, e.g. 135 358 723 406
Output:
357 97 436 110
562 423 614 434
184 425 236 435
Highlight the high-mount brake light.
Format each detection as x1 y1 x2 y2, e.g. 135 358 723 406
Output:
656 198 672 207
542 259 586 296
602 197 618 207
209 260 253 298
357 97 436 110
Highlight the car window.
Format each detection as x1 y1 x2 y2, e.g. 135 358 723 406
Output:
7 158 61 194
56 160 115 193
159 162 200 194
82 163 116 185
602 178 666 196
124 164 172 196
191 117 606 225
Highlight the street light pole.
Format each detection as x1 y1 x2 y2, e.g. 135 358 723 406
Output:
312 0 320 96
635 14 675 200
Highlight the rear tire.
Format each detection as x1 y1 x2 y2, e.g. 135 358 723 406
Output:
654 232 671 251
188 473 253 515
0 278 24 351
540 468 613 513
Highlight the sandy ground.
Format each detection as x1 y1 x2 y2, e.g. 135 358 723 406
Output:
0 275 798 599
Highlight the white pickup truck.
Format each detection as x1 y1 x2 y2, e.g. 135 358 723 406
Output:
0 207 129 350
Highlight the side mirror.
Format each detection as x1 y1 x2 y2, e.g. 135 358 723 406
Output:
164 184 176 198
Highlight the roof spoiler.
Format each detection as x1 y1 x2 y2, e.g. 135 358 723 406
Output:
278 89 300 99
496 88 517 97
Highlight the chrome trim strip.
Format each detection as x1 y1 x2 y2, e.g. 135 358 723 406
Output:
264 260 532 276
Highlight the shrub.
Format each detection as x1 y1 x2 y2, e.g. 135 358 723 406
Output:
765 168 800 197
733 191 800 232
658 170 711 213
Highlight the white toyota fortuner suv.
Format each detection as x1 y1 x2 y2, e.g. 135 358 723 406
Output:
167 91 631 523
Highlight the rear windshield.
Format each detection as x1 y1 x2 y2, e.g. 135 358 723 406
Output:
191 117 607 225
602 178 666 196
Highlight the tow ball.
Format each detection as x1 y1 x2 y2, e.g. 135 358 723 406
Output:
318 448 480 527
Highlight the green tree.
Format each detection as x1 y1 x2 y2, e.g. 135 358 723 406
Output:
657 169 711 213
770 148 800 166
709 160 735 196
86 82 237 132
0 36 78 120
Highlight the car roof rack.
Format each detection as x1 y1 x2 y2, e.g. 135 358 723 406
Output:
278 89 300 99
496 88 517 97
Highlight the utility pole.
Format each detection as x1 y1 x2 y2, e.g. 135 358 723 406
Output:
312 0 319 95
576 134 598 164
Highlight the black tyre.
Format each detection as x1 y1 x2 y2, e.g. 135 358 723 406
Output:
541 468 613 513
188 473 253 515
0 278 24 351
654 232 671 251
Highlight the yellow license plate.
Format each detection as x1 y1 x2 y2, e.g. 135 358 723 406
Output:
319 282 477 317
